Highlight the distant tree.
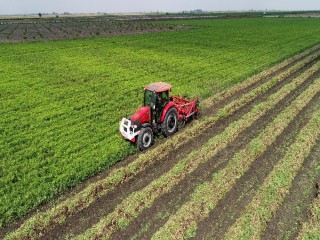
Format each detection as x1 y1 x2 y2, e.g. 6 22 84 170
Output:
38 13 42 18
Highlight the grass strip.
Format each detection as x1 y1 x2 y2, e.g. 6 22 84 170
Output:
202 44 320 108
5 51 319 240
151 78 320 239
298 197 320 240
224 109 320 240
72 61 320 240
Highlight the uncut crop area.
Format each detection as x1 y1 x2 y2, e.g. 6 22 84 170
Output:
1 17 320 239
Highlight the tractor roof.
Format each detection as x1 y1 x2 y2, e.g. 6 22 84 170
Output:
144 82 172 93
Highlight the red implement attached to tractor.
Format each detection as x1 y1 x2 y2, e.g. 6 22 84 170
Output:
120 82 199 150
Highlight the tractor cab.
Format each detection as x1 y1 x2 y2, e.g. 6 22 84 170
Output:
143 90 169 108
144 82 171 123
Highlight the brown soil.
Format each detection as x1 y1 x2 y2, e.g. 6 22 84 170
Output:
1 47 319 239
111 69 320 240
195 93 320 240
262 139 320 240
204 49 320 117
0 18 189 43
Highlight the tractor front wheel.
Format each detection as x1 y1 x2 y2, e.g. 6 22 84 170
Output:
137 127 154 151
162 107 178 137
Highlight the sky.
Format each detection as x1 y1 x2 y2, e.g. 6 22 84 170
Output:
0 0 319 15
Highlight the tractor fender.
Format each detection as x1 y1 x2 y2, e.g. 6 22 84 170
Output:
160 101 176 123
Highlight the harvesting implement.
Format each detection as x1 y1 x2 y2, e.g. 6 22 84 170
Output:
120 82 199 150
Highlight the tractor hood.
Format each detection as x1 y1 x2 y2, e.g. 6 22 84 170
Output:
130 106 150 125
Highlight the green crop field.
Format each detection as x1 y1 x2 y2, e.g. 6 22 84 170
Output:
1 17 320 229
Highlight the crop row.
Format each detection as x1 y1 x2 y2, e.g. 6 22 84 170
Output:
152 77 320 239
5 48 320 240
224 108 320 239
298 197 320 239
201 44 320 109
2 19 320 230
72 61 320 239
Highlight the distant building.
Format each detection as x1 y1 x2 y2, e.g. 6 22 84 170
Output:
191 9 203 14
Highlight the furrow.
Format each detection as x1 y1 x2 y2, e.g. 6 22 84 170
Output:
151 78 320 239
126 79 319 240
201 44 320 109
72 64 320 240
297 192 320 240
262 139 320 240
202 49 320 117
5 49 320 240
194 93 320 239
223 109 320 240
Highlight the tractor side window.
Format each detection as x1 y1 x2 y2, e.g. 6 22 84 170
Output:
161 91 169 102
158 91 168 108
144 90 152 106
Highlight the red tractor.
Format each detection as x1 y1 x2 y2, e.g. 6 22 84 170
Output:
120 82 199 150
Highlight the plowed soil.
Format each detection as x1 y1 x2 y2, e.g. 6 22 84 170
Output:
0 18 187 43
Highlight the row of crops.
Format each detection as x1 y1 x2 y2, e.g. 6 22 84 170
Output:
4 43 320 239
1 18 320 232
76 52 320 240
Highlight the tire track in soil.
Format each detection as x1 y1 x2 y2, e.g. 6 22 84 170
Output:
261 139 320 240
42 54 320 240
196 95 320 240
109 69 320 238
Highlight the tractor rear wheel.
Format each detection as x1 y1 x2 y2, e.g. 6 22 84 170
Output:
162 107 178 137
137 127 154 151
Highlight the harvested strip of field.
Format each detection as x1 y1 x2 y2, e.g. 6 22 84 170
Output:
194 92 319 240
201 44 320 109
0 18 185 43
202 48 320 114
223 109 320 240
297 195 320 240
262 138 320 240
113 64 320 240
71 63 320 240
151 78 320 239
7 47 319 240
